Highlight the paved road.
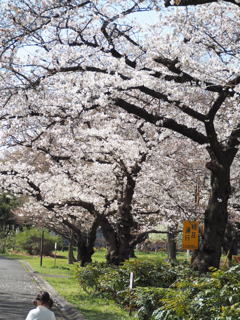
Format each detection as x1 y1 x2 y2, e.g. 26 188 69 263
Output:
0 256 66 320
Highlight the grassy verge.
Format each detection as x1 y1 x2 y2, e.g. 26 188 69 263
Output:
43 276 135 320
46 277 136 320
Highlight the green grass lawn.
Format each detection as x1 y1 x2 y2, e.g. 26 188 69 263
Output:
44 276 135 320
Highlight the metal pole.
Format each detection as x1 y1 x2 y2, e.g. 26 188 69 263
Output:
40 230 44 267
129 272 134 315
54 242 57 267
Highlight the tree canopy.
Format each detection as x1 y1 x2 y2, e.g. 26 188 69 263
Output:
0 0 240 271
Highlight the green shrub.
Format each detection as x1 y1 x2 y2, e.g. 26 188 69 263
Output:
133 287 166 320
75 260 176 295
75 259 177 317
75 260 240 320
152 265 240 320
14 228 59 256
120 260 177 288
98 268 125 300
0 230 16 253
74 262 113 293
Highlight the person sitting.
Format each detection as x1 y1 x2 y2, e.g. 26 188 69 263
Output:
25 291 56 320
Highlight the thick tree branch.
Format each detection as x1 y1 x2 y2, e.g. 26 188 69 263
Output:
207 92 229 121
164 0 240 7
130 85 206 122
204 92 229 159
114 98 208 145
228 126 240 149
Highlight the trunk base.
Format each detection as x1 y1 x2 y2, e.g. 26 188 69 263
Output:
191 249 220 272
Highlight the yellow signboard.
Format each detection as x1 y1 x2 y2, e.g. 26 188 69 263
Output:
182 221 199 250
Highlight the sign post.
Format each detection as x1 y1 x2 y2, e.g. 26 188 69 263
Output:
40 230 44 267
54 242 57 267
129 272 134 315
182 221 199 250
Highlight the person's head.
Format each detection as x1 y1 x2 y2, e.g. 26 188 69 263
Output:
33 292 54 309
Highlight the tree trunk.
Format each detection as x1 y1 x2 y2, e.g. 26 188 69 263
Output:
100 216 153 264
67 241 76 264
102 226 135 265
191 163 231 272
99 215 121 264
118 231 132 263
104 237 133 264
167 229 177 265
104 230 149 264
76 227 97 266
77 241 94 266
99 217 130 265
129 246 136 258
102 156 146 265
63 217 99 266
222 223 238 267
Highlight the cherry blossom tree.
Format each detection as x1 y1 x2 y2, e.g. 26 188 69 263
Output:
0 0 240 271
0 120 167 265
1 123 211 265
0 146 101 265
3 170 101 266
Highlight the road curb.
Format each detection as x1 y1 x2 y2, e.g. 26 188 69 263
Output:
20 260 85 320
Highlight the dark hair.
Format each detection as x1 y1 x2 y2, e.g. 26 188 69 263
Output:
33 291 53 308
47 298 54 309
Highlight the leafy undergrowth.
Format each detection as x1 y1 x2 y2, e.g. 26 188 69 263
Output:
75 260 240 320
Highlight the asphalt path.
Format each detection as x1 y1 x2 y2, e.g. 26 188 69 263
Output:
0 256 66 320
